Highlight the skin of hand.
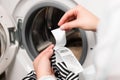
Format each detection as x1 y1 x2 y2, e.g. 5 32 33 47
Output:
58 5 99 31
33 44 55 79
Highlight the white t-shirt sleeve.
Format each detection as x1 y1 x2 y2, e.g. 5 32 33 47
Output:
94 0 120 79
38 75 56 80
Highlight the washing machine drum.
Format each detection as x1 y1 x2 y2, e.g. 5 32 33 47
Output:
24 6 87 64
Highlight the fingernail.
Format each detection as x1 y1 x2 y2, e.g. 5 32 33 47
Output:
60 25 64 30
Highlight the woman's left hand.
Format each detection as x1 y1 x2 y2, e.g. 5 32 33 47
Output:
33 44 55 79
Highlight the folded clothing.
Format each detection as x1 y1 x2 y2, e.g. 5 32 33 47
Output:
22 70 36 80
51 49 80 80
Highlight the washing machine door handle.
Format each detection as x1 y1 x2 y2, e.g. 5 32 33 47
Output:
0 6 19 75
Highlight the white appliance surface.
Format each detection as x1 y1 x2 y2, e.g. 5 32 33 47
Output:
0 0 98 80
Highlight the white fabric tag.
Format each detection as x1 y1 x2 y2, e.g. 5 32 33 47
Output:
51 28 83 74
55 47 83 74
51 28 66 48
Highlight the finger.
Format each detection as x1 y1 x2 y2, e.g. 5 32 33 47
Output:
40 44 54 59
34 44 54 62
41 44 54 55
33 44 54 69
44 49 54 59
58 8 76 26
60 20 78 30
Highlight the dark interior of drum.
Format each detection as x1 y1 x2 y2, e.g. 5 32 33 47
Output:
30 7 83 60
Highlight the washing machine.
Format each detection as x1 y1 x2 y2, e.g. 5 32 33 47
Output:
0 0 96 80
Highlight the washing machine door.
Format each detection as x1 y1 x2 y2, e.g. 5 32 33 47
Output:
0 6 19 75
14 0 88 65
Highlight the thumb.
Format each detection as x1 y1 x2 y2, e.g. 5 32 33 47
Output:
60 20 78 30
34 45 54 61
44 45 54 59
44 49 54 59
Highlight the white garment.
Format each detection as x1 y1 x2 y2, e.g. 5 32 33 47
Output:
94 0 120 80
38 75 56 80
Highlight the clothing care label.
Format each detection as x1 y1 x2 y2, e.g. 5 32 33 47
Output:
51 28 66 48
51 28 83 74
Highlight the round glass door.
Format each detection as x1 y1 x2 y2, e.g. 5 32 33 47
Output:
24 6 87 64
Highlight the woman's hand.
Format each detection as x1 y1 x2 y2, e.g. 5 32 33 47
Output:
33 44 55 79
58 5 99 31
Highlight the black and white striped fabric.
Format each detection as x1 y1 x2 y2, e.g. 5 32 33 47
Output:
22 70 36 80
23 51 79 80
51 53 79 80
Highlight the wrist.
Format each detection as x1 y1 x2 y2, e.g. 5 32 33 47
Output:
38 75 56 80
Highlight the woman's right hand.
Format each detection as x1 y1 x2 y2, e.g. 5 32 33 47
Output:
58 5 99 31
